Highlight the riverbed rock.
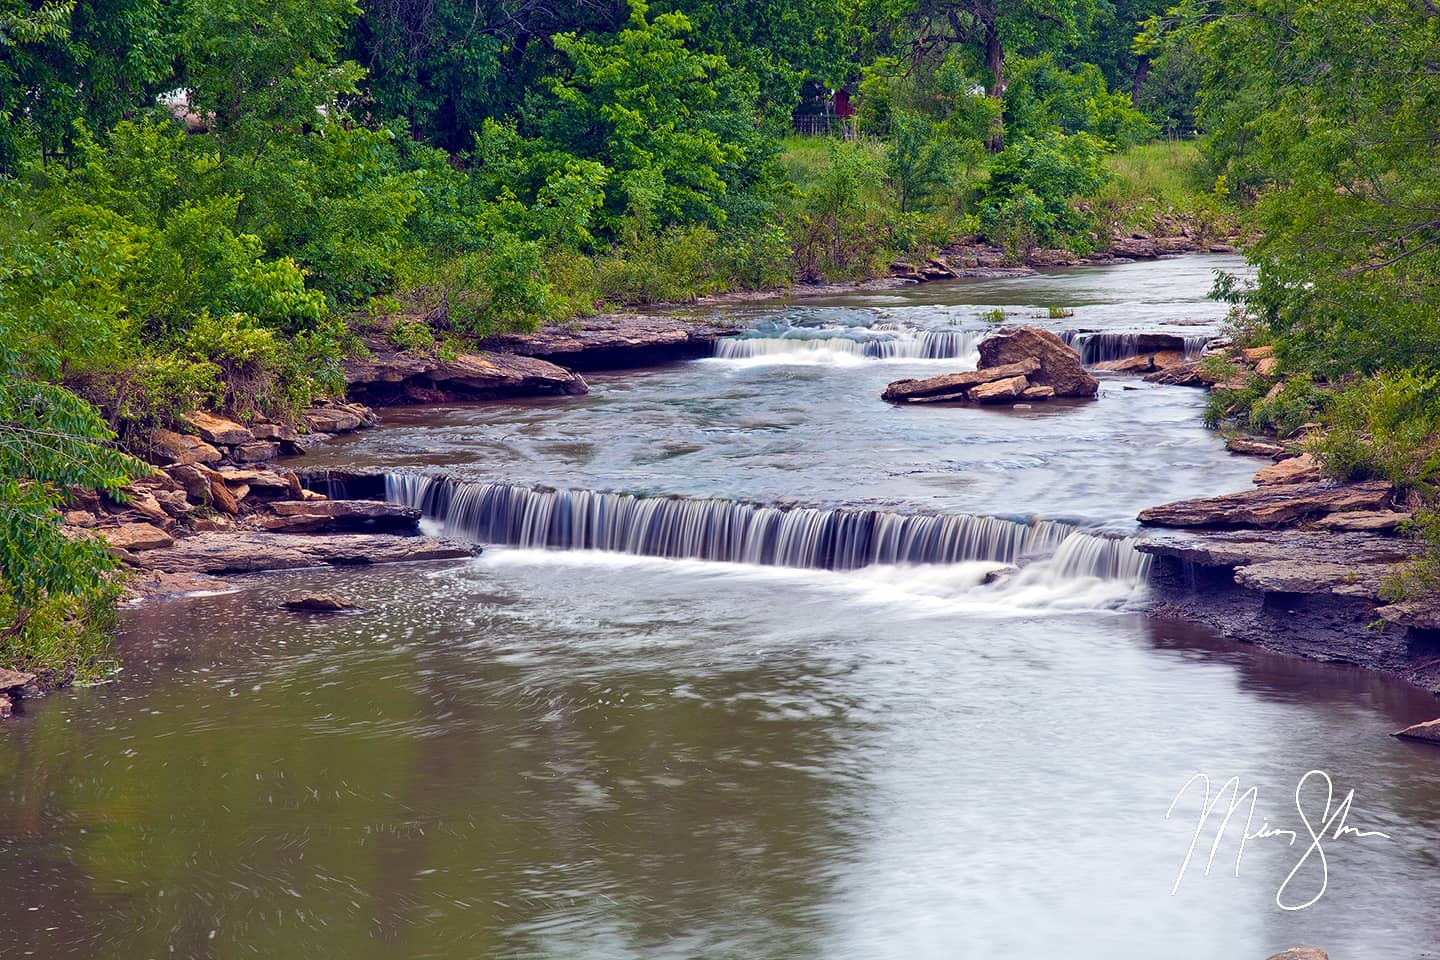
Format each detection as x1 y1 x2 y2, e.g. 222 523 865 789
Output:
346 349 588 404
208 474 239 515
1143 360 1218 388
1394 718 1440 744
1254 453 1322 485
232 441 280 463
121 570 234 603
977 327 1098 398
1313 510 1412 533
146 429 222 466
184 412 254 446
1226 435 1290 458
1094 354 1156 374
262 499 421 533
216 468 294 491
1265 949 1327 960
1375 600 1440 631
98 522 176 552
882 358 1041 403
250 422 300 442
167 463 212 502
479 314 743 369
127 531 476 574
282 593 357 612
1020 385 1055 400
1233 560 1387 598
969 374 1029 403
1138 481 1394 528
0 669 37 694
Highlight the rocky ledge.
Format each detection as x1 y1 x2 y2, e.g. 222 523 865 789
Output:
883 327 1097 404
66 459 476 603
348 314 740 405
1137 471 1440 689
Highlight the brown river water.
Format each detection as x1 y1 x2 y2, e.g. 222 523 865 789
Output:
4 256 1439 959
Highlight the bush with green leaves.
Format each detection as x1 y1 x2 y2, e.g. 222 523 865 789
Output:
0 353 140 678
1310 370 1440 497
979 132 1111 255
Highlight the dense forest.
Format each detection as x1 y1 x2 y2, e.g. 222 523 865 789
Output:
2 0 1438 674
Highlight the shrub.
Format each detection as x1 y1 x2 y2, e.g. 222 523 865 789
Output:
979 132 1111 254
1310 370 1440 495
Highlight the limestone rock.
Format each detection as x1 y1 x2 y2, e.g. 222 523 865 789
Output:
216 468 293 490
184 412 254 446
303 407 364 433
1233 560 1386 598
128 531 476 574
1254 453 1322 485
262 499 420 533
282 593 357 612
1314 510 1412 533
1394 718 1440 744
1376 600 1440 630
1264 950 1326 960
977 327 1098 398
167 464 212 502
147 429 222 466
882 358 1040 403
1138 481 1393 528
1094 354 1155 374
0 669 37 693
232 441 280 463
1143 361 1217 388
1020 385 1055 400
99 522 175 552
1243 345 1274 361
208 475 239 515
1256 356 1279 376
1226 435 1289 458
250 422 299 442
969 374 1029 403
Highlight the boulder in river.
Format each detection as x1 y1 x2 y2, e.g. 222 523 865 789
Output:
1265 950 1328 960
882 358 1040 403
969 374 1029 403
282 593 357 612
976 327 1098 398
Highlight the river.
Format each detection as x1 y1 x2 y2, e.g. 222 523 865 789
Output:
3 256 1439 959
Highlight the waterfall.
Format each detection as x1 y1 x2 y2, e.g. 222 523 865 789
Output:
1060 331 1213 365
387 474 1150 583
714 330 982 361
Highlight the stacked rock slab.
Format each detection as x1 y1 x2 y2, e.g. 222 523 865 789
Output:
881 327 1097 405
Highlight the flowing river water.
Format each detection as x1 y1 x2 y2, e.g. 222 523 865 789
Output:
5 256 1440 959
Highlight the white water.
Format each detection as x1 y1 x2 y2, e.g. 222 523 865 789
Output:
387 473 1153 609
713 330 983 365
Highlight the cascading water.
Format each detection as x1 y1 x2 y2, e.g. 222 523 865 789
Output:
714 330 982 361
1060 331 1213 365
386 474 1151 589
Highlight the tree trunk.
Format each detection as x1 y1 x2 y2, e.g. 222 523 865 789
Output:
984 18 1006 152
1131 54 1152 108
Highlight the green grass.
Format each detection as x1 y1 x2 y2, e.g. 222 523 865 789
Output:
1093 140 1237 240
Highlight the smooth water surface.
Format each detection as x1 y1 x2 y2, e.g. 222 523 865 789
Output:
5 256 1440 960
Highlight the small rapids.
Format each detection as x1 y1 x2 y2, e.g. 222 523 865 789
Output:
1060 331 1212 365
712 330 983 363
386 474 1152 607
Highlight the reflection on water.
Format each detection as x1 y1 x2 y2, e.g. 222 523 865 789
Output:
4 256 1438 960
3 559 1440 960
